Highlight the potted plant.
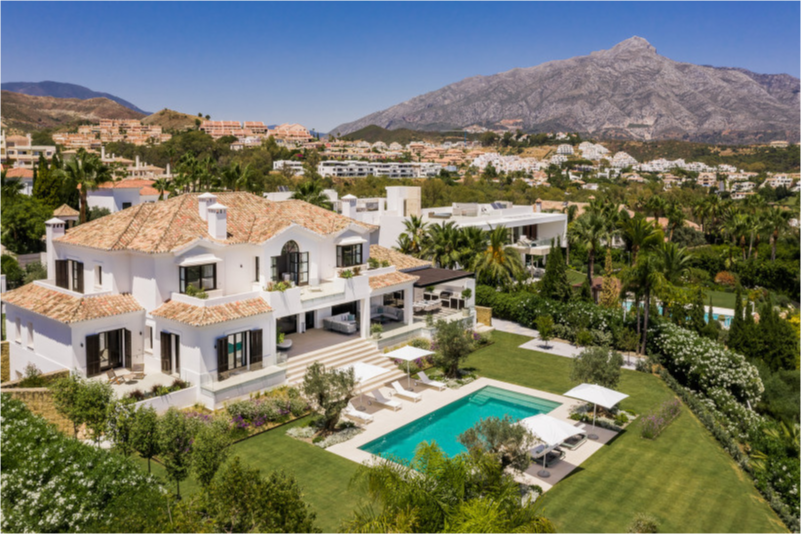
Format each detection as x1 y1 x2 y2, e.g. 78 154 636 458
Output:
370 323 383 340
368 257 380 270
340 269 354 279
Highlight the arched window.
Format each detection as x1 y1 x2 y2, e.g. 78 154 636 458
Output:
282 241 299 255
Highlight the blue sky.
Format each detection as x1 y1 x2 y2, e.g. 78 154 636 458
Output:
2 2 799 131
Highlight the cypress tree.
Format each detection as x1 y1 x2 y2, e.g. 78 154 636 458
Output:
579 276 593 302
701 297 720 340
540 238 572 302
689 289 706 334
599 249 620 308
728 286 745 351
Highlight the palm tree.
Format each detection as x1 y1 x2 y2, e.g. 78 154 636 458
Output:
152 178 170 201
291 180 333 210
656 241 692 286
665 201 686 242
619 214 663 265
563 203 579 265
645 196 668 219
723 211 750 260
424 222 463 269
763 207 793 262
1 169 24 199
569 212 611 286
473 226 525 287
61 150 114 223
458 226 488 270
398 215 429 257
629 253 662 354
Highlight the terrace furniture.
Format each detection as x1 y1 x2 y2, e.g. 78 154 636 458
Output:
417 371 446 391
392 380 422 402
371 305 403 323
369 389 402 411
106 369 125 385
323 313 358 334
344 404 374 424
131 364 146 380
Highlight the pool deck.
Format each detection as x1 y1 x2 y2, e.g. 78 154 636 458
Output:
327 377 618 492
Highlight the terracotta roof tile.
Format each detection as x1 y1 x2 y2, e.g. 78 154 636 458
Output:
53 204 80 217
369 245 431 272
6 168 33 178
57 192 375 253
2 284 143 324
368 271 419 291
151 297 271 327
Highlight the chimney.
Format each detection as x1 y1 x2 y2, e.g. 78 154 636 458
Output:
45 218 66 279
341 194 357 218
166 163 171 176
26 133 32 146
135 155 140 168
198 192 217 221
535 199 542 213
101 146 106 160
207 203 228 240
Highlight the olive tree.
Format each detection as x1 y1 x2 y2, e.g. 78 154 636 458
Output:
570 346 624 389
301 362 356 433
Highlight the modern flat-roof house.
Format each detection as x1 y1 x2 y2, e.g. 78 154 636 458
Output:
3 192 462 409
336 187 568 269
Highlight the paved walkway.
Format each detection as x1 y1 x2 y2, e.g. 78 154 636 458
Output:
492 319 639 370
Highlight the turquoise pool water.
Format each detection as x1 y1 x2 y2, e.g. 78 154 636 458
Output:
622 301 733 327
359 385 561 462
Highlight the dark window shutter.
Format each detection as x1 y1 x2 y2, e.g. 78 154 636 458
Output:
124 329 132 368
160 332 172 373
75 262 84 294
86 334 100 376
175 335 180 374
55 260 68 289
250 329 263 365
217 337 228 373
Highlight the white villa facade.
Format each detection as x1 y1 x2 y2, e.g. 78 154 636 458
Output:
3 193 468 409
273 160 442 179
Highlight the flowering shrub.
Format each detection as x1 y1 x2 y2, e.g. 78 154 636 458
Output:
286 426 315 439
713 271 738 287
1 395 162 532
650 322 763 435
313 426 363 448
640 398 681 439
225 388 308 429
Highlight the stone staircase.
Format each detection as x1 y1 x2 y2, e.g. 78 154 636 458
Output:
285 338 406 393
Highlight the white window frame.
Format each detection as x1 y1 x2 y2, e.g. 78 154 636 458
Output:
95 264 103 290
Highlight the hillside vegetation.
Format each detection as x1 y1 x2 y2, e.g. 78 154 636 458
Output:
340 124 482 145
0 91 144 132
142 108 199 132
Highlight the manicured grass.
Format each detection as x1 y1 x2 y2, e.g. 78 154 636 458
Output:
466 331 786 533
135 417 364 532
567 269 587 286
703 289 737 309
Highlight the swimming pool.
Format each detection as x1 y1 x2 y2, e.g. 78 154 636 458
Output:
622 300 733 328
359 385 561 462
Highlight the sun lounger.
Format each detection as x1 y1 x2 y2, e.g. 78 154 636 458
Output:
392 381 422 402
417 371 446 391
370 389 402 411
344 404 374 424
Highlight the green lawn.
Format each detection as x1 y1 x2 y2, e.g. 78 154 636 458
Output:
135 417 364 532
567 269 587 286
703 289 737 309
465 332 785 533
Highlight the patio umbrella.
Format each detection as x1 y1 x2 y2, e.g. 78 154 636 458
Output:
519 414 584 478
563 383 629 440
339 362 391 410
382 345 435 388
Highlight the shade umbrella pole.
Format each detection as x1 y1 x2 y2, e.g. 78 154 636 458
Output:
407 360 411 389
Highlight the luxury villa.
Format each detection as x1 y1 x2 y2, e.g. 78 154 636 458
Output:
3 192 476 409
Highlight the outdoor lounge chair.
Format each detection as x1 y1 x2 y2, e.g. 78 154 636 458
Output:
131 363 146 380
106 369 124 385
370 389 402 411
417 371 446 391
344 404 374 424
392 381 422 402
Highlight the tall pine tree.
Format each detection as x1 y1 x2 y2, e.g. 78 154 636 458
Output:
540 238 572 302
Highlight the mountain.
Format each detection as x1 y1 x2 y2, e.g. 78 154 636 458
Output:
0 91 145 132
1 81 150 115
332 37 800 144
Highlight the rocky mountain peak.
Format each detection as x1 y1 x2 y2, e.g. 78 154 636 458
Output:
600 36 657 58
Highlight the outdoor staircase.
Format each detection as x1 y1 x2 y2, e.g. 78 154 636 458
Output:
285 338 407 393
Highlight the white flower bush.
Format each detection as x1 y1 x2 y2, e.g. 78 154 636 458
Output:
1 395 161 532
652 323 764 434
314 427 363 449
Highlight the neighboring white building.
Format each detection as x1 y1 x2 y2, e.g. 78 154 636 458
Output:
4 193 468 409
1 131 57 169
556 144 574 156
85 178 167 213
273 160 441 179
338 187 568 268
